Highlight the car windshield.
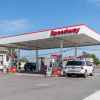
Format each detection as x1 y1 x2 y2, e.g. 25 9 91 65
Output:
66 61 85 66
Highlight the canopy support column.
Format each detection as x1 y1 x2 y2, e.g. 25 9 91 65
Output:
36 49 39 72
60 40 63 67
74 47 78 57
17 49 20 60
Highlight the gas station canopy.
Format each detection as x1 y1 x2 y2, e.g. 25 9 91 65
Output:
0 24 100 50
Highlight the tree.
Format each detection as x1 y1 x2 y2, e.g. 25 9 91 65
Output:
90 54 100 65
82 52 100 65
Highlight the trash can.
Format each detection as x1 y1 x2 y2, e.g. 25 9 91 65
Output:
11 67 17 73
52 67 61 77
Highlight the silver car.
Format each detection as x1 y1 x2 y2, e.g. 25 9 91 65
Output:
63 60 94 78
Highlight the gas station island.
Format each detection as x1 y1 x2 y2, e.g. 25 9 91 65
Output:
0 24 100 75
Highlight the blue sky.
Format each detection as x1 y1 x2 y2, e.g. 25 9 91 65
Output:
0 0 100 60
0 0 100 34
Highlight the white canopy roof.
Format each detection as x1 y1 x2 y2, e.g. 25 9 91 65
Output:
0 24 100 50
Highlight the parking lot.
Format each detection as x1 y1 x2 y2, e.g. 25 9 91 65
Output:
0 68 100 100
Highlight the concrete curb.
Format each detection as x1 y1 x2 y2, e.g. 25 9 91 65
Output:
15 73 44 77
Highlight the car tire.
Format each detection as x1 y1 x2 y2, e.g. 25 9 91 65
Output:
83 71 88 78
62 71 66 77
67 74 72 77
90 73 93 76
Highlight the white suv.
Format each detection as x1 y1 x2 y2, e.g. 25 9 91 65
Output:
63 60 95 78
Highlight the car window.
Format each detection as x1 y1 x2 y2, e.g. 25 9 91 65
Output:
66 61 85 66
86 61 92 66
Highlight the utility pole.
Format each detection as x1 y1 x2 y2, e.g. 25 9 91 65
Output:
74 47 78 57
36 49 39 72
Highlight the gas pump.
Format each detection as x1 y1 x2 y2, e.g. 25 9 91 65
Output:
51 54 62 68
51 54 62 76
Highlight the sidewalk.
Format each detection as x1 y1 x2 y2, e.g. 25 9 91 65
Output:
15 73 45 77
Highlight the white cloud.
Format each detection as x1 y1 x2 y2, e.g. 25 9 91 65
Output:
0 19 32 34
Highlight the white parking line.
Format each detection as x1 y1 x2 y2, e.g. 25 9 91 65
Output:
83 91 100 100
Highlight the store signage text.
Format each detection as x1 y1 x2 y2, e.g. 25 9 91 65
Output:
50 28 80 36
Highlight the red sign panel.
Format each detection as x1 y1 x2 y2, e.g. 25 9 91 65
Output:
50 28 80 36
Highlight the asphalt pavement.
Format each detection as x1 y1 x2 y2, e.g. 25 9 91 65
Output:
0 69 100 100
